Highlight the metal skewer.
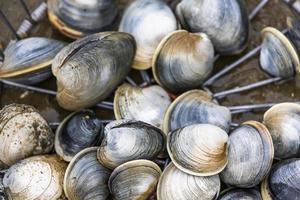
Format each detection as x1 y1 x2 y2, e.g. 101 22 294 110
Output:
126 76 137 86
228 101 300 112
18 0 34 22
249 0 269 20
140 70 151 86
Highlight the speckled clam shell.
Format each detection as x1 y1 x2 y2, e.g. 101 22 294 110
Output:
167 124 228 176
157 163 221 200
114 83 171 128
119 0 178 70
220 121 274 188
47 0 118 39
218 188 262 200
163 90 232 134
176 0 249 55
97 120 165 169
152 30 214 93
55 110 104 162
0 37 65 85
52 32 136 111
0 104 54 166
108 160 161 200
263 103 300 159
261 158 300 200
64 147 111 200
260 27 300 78
3 155 67 200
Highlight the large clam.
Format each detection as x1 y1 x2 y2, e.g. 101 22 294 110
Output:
263 102 300 159
55 110 104 162
114 83 171 128
167 124 228 176
261 158 300 199
0 37 65 85
97 120 165 169
218 188 262 200
119 0 178 70
52 32 136 111
64 147 111 200
220 121 274 188
3 155 67 200
163 90 232 134
47 0 118 39
157 163 221 200
0 104 54 166
108 160 161 200
176 0 250 55
152 30 215 93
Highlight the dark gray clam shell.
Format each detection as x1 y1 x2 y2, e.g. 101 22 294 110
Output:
218 188 262 200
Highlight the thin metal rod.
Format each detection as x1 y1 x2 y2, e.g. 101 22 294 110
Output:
126 76 137 86
0 9 20 40
49 119 113 128
249 0 269 20
140 70 151 85
19 0 34 22
213 77 284 99
230 109 251 114
228 103 279 111
230 123 240 127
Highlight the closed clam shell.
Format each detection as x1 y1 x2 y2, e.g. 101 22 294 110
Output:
152 30 215 93
3 155 67 200
0 104 54 166
176 0 249 55
260 27 300 78
220 121 274 188
263 103 300 159
97 120 165 169
119 0 178 70
64 147 111 200
157 163 221 200
114 83 171 128
55 110 104 162
108 160 161 200
0 37 65 85
163 90 232 134
261 158 300 200
48 0 118 39
52 32 136 111
218 188 262 200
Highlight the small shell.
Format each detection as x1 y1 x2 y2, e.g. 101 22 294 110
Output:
220 121 274 188
163 90 232 134
55 110 104 162
157 163 221 200
119 0 178 70
97 120 165 169
108 160 162 200
218 188 262 200
0 104 54 166
64 147 111 200
3 155 67 200
114 83 171 128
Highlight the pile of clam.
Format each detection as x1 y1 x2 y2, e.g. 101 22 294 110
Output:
0 0 300 199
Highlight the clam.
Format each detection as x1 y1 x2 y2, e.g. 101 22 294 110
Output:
114 83 171 128
97 120 165 169
152 30 215 93
119 0 178 70
263 103 300 159
261 158 300 200
64 147 111 200
167 124 228 176
3 155 67 200
52 32 136 111
0 37 65 85
220 121 274 188
163 90 232 134
47 0 118 39
108 160 161 200
218 188 262 200
0 104 54 166
176 0 249 55
55 110 104 162
157 163 221 200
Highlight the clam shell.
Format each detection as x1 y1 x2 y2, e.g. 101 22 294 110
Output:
157 163 221 200
114 83 171 128
52 32 136 111
64 147 111 200
108 160 161 200
218 188 262 200
119 0 178 70
220 121 274 188
0 104 54 166
97 120 165 169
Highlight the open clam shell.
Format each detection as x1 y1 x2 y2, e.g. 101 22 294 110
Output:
114 83 171 128
218 188 262 200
